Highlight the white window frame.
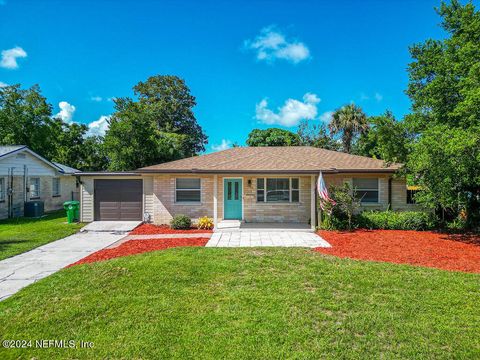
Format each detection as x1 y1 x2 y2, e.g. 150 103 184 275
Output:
52 177 61 197
353 178 379 204
0 177 5 202
256 177 300 203
175 178 201 204
30 177 41 199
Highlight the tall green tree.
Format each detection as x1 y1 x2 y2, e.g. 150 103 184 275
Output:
329 104 368 153
0 84 108 171
49 118 108 171
0 84 56 159
297 120 340 150
354 111 410 163
406 0 480 130
104 75 207 170
246 128 301 147
405 0 480 227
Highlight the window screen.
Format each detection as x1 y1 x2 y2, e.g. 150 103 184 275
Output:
176 178 201 203
0 178 5 201
30 178 40 198
353 178 379 203
52 178 61 196
256 178 299 202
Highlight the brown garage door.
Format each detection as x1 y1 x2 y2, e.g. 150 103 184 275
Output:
94 179 143 221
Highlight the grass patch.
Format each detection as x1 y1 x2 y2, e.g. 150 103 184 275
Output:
0 210 83 260
0 248 478 359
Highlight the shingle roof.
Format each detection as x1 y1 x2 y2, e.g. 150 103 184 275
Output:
53 162 79 174
137 147 401 174
0 145 26 158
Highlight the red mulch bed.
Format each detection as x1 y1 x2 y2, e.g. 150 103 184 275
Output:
130 224 213 235
315 230 480 273
69 238 209 266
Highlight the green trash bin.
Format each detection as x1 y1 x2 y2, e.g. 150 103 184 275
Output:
63 201 80 223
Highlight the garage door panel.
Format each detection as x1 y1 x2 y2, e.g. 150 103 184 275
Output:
94 179 143 221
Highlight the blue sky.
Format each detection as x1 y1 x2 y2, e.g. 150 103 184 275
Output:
1 0 476 151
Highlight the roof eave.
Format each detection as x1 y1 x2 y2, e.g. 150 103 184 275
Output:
135 168 400 174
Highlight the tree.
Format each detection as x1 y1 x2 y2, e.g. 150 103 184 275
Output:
104 75 207 170
246 128 301 147
408 126 480 226
297 120 340 150
322 183 361 230
405 0 480 227
105 98 186 170
406 0 480 130
353 111 410 163
80 136 109 171
329 104 368 153
0 84 56 159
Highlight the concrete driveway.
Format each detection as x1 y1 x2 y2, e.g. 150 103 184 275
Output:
0 221 140 301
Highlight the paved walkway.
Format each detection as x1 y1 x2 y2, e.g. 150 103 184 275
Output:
206 231 331 248
0 231 126 301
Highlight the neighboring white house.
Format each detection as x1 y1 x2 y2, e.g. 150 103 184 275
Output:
0 145 78 220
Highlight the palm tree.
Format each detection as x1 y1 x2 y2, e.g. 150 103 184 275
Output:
329 104 368 153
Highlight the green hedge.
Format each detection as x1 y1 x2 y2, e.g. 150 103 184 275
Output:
170 214 192 230
355 211 438 231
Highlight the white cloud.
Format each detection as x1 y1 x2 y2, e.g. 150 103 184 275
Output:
244 26 310 64
360 92 383 102
0 47 27 69
87 115 110 137
374 92 383 102
0 81 7 87
319 111 333 123
90 96 102 102
212 139 232 152
55 101 76 123
255 93 320 127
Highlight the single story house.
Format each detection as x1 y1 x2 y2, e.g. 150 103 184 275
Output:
0 145 78 219
78 146 419 229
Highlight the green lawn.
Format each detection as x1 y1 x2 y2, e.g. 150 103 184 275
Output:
0 248 478 359
0 210 83 260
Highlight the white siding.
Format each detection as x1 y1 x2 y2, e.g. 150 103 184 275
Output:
0 151 57 176
143 176 154 223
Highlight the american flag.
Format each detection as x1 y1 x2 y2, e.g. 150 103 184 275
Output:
317 171 336 211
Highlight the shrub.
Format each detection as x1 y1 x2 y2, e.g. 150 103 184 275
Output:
356 211 438 231
320 183 361 231
170 214 192 230
197 216 214 230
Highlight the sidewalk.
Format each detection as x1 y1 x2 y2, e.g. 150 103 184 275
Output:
0 231 126 301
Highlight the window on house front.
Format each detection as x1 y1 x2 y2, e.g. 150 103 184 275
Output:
0 178 5 201
257 178 299 203
30 177 41 199
407 189 419 204
175 178 201 203
353 178 379 203
52 178 61 197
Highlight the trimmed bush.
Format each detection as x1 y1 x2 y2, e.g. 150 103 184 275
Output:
356 211 438 231
170 214 192 230
197 216 214 230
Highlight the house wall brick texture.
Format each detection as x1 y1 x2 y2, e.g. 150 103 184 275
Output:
0 175 76 220
78 172 419 225
150 173 419 225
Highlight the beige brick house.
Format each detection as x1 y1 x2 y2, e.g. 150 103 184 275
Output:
78 147 419 229
0 146 78 220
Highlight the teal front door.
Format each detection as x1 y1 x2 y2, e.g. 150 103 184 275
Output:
224 179 242 220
